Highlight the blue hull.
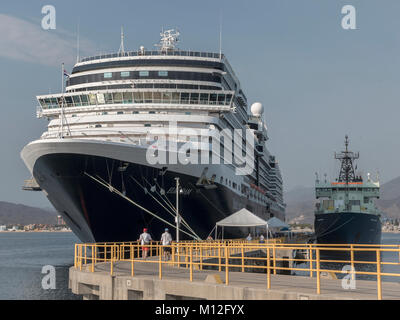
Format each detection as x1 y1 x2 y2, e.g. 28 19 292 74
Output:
314 212 381 260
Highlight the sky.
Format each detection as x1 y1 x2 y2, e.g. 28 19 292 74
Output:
0 0 399 208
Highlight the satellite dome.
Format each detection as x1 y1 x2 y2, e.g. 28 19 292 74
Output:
250 102 263 116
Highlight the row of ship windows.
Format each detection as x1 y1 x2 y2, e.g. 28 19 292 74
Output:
71 111 193 118
67 71 222 86
74 58 224 73
40 92 233 109
69 84 222 92
317 188 378 192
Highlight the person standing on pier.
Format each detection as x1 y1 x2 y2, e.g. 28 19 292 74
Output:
246 233 252 242
160 228 173 261
138 228 152 260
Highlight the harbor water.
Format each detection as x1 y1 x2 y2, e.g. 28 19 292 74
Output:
0 232 80 300
0 232 399 299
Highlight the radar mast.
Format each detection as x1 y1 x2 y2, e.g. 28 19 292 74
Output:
155 29 180 52
335 135 360 183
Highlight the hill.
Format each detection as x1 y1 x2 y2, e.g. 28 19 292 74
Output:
285 176 400 224
0 201 57 225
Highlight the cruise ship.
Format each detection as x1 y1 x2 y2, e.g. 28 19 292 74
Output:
21 29 285 243
314 136 381 247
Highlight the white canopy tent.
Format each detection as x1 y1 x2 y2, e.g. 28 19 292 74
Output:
215 208 270 240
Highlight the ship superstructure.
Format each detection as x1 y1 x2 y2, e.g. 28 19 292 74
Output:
21 29 285 242
314 136 381 245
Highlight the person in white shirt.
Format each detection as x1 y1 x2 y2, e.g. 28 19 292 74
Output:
138 228 152 259
160 228 173 261
246 233 252 241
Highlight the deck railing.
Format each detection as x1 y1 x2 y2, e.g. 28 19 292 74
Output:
74 240 400 300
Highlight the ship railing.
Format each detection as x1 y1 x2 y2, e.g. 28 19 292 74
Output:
79 50 224 64
74 240 400 300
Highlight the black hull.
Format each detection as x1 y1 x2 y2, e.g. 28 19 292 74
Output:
314 212 381 260
33 153 278 243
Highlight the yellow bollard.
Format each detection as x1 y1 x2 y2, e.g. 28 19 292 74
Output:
74 244 77 268
225 245 229 285
79 245 83 271
350 245 355 281
131 245 134 277
316 249 321 294
218 245 222 272
190 246 193 282
267 247 271 289
91 246 94 272
84 244 87 265
377 249 382 300
200 246 203 271
309 245 313 278
159 246 162 280
241 246 245 272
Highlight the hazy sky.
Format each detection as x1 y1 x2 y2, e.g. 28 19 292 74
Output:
0 0 399 208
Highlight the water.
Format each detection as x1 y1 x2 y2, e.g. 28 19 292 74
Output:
0 232 81 300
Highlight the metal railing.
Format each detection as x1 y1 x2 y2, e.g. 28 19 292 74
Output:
74 240 400 300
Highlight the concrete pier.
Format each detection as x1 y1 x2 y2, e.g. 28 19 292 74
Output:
69 260 400 300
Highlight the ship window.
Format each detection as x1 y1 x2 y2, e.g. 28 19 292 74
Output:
190 93 199 104
162 92 171 103
80 95 89 106
89 94 97 105
123 92 133 103
117 111 124 115
133 111 139 114
210 94 217 104
121 71 130 77
153 92 161 103
72 95 81 106
185 112 191 115
96 93 105 104
217 94 225 104
113 92 123 104
102 112 108 115
139 71 149 77
171 92 180 103
364 197 369 203
134 92 143 103
104 93 113 104
144 92 152 103
95 124 102 128
144 124 151 127
200 93 209 104
149 111 156 114
158 71 168 77
104 72 113 79
181 93 189 103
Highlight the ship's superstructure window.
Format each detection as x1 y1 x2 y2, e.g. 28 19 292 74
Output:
104 72 113 79
158 71 168 77
139 71 149 77
121 71 130 77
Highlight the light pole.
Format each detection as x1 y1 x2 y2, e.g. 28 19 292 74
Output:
175 177 180 243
